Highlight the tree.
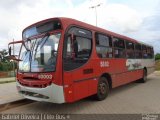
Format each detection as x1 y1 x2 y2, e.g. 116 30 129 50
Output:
0 49 17 71
0 49 9 62
155 53 160 61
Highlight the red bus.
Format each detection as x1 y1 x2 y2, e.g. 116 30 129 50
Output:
8 17 155 103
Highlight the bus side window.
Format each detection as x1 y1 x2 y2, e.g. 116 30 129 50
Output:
151 47 154 58
135 43 142 59
142 45 148 59
113 38 126 58
126 41 135 59
141 45 154 59
95 33 112 58
147 46 154 59
63 27 92 71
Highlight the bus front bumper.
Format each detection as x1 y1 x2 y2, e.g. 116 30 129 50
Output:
16 82 65 104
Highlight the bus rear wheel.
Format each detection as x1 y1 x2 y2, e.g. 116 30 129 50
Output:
140 69 147 83
94 77 109 101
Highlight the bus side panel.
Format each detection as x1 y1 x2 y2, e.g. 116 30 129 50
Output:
141 59 155 74
106 59 127 88
72 79 98 101
63 61 97 102
64 85 74 103
112 69 143 88
71 65 98 101
88 78 98 96
107 59 144 88
73 81 89 101
63 72 74 103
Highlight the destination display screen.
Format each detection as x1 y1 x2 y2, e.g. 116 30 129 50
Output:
22 20 61 39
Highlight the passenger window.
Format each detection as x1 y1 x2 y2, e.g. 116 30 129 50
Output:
142 45 148 59
135 43 142 59
126 41 135 58
96 33 112 58
147 47 154 59
63 27 92 71
151 48 154 58
113 38 126 58
142 45 154 59
126 41 134 49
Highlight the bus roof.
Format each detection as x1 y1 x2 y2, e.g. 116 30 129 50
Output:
23 17 153 48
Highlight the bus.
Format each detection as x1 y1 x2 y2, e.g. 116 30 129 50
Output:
8 17 155 103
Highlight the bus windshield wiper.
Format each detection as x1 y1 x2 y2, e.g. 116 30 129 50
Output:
22 32 50 72
34 32 50 52
24 38 32 51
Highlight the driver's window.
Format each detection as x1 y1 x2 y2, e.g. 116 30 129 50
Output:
63 27 92 71
66 37 72 58
75 37 91 58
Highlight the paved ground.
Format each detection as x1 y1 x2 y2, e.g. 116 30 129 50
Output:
1 71 160 114
0 82 23 105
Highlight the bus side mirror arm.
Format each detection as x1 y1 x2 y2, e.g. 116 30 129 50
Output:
9 46 12 56
8 40 23 61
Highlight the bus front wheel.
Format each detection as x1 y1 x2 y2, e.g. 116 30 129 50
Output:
95 77 109 101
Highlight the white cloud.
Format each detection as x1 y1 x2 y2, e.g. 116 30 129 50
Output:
63 1 143 33
100 4 142 32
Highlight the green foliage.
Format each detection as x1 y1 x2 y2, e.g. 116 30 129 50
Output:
155 53 160 61
0 61 16 71
155 60 160 71
0 49 17 71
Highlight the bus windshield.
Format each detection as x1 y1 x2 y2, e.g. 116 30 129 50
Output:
19 33 61 72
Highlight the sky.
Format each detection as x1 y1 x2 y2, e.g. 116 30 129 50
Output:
0 0 160 53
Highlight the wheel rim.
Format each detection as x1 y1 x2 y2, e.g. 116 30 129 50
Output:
99 82 106 95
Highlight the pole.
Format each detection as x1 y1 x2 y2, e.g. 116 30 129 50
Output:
95 7 97 26
89 3 102 26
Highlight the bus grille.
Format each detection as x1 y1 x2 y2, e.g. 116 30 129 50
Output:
19 91 49 99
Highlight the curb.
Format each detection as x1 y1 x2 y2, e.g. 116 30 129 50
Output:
0 80 16 84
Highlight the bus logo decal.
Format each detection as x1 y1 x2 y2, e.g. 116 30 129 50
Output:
126 59 142 70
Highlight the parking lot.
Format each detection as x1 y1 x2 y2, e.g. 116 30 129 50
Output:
2 71 160 114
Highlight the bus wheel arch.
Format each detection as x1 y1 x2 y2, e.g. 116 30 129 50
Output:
138 67 147 83
144 67 147 75
101 73 112 90
142 67 148 83
93 73 112 101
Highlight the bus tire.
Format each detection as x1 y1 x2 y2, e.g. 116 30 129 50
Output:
140 69 147 83
95 77 109 101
